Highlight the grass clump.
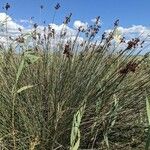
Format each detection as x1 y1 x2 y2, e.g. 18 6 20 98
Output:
0 3 150 150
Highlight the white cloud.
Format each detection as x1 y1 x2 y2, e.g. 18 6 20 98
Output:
106 25 150 49
118 25 146 34
106 25 150 38
117 25 150 40
49 23 76 37
0 13 25 46
20 19 30 24
91 18 101 25
74 20 88 30
0 12 149 53
104 25 150 54
0 13 24 32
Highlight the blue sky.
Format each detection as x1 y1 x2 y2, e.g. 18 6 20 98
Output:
0 0 149 29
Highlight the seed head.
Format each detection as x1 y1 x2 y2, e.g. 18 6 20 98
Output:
63 42 73 58
18 28 22 32
63 13 72 24
119 61 139 75
5 3 10 11
33 23 38 29
55 3 60 10
40 5 44 9
126 38 140 50
15 36 24 43
114 19 119 27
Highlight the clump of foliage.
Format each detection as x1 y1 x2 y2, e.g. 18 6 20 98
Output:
0 2 150 150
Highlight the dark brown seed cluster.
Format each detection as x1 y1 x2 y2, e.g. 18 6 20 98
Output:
120 37 126 43
33 23 38 29
15 36 24 43
119 61 139 75
78 26 86 32
55 3 60 10
114 19 119 27
85 16 101 39
101 32 106 40
63 13 72 25
47 25 55 39
18 28 22 32
4 3 10 11
63 42 73 58
40 5 44 9
126 38 140 50
60 31 67 37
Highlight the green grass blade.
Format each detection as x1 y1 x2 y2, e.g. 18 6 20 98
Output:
17 85 34 94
